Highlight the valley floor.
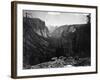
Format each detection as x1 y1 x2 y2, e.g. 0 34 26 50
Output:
24 56 90 69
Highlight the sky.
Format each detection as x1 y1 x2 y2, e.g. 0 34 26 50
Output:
23 10 90 32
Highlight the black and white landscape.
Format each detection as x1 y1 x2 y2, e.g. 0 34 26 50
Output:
23 10 91 69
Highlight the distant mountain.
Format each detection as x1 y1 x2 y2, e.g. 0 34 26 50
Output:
50 25 69 38
47 25 58 33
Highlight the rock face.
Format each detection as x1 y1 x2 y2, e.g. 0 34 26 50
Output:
23 17 91 69
23 17 50 67
49 23 90 57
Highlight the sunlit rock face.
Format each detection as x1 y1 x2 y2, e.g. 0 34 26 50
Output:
23 17 49 37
